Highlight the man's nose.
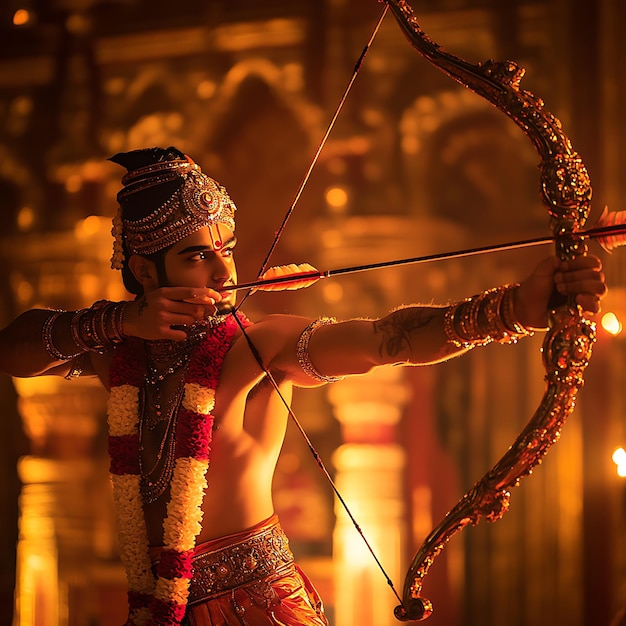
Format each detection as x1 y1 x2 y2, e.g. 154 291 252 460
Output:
211 256 231 281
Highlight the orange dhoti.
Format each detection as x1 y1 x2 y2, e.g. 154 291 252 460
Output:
151 515 329 626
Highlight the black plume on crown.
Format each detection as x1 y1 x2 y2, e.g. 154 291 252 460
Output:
109 147 187 218
109 146 186 173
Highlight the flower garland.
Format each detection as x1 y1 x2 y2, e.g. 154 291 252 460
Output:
107 313 248 625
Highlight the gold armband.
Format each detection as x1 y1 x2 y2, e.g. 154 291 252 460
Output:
296 317 345 383
443 284 534 349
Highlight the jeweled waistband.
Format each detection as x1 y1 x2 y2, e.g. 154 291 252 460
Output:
153 515 296 606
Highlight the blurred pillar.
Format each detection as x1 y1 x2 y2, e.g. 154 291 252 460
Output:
5 220 128 626
12 376 111 626
328 367 410 626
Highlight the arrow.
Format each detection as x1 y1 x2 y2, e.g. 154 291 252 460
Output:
219 218 626 293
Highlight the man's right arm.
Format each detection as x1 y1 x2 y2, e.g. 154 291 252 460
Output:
0 287 223 379
0 309 83 378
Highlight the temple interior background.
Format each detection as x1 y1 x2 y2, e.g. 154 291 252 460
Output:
1 1 625 625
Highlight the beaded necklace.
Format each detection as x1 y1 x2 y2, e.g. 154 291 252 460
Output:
107 312 248 625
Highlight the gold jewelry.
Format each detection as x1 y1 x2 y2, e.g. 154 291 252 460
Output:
111 159 237 268
42 310 82 361
70 301 128 352
64 353 87 380
296 317 345 383
443 284 534 348
500 286 538 335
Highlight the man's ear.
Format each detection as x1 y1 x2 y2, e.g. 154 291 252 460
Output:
128 255 158 289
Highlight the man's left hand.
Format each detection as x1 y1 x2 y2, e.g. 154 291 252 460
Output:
515 255 607 329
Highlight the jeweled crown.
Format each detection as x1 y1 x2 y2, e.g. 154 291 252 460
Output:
111 158 236 269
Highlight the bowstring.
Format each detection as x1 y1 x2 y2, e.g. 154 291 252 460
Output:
230 310 404 607
228 2 406 610
236 3 389 310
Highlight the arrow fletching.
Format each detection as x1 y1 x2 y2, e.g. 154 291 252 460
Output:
252 263 321 292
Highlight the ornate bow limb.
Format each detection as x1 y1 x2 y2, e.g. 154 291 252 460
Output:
383 0 597 621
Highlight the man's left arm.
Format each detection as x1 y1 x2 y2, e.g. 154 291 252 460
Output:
266 254 606 386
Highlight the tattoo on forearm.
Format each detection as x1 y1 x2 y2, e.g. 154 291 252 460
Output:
373 308 436 359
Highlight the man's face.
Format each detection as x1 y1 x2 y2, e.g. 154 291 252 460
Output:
162 223 238 310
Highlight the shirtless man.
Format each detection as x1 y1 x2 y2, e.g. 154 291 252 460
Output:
0 147 607 626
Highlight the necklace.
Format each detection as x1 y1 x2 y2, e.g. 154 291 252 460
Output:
107 311 249 625
140 322 214 502
138 378 184 504
144 340 195 429
143 316 214 427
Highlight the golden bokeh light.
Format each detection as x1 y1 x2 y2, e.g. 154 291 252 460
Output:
612 447 626 477
13 9 32 27
601 312 623 336
325 186 349 212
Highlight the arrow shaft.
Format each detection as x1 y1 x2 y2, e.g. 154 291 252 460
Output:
220 223 626 293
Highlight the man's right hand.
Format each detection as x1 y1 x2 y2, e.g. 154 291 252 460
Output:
123 287 222 341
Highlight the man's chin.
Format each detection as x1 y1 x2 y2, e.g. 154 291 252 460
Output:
216 299 236 314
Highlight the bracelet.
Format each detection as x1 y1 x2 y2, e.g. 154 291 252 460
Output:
64 353 87 380
69 301 128 352
296 317 345 383
444 301 491 349
500 286 537 336
443 284 534 348
42 311 82 361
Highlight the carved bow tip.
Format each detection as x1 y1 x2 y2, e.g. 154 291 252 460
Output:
394 597 433 622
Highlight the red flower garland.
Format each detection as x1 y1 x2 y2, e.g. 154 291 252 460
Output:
107 313 248 625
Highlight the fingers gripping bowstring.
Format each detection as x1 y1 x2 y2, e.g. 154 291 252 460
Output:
236 3 389 310
230 3 406 610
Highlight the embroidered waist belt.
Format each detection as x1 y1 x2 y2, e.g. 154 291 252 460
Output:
153 515 296 607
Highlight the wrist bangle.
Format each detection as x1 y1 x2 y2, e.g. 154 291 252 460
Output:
42 310 82 361
444 284 534 349
70 301 129 352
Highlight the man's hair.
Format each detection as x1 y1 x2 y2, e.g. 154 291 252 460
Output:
109 147 186 295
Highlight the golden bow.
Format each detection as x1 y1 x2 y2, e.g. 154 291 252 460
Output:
383 0 596 620
228 1 606 621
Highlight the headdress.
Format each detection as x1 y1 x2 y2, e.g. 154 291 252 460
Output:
110 152 236 269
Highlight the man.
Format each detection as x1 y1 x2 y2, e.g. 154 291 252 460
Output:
0 147 607 625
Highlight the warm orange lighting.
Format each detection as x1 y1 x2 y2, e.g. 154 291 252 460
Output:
75 215 103 238
16 279 34 304
197 80 216 100
601 312 623 336
65 174 82 193
325 186 349 211
322 281 343 304
13 9 31 26
17 206 35 231
612 447 626 477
